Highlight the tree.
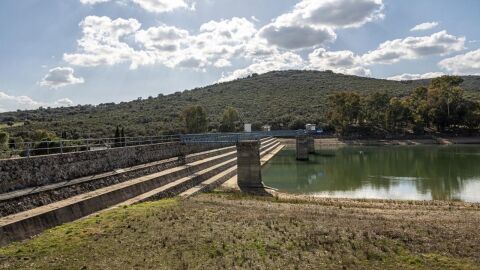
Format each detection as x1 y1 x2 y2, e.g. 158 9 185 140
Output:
363 92 390 130
0 131 9 150
182 106 208 134
288 118 306 130
326 92 362 133
114 126 121 147
430 75 463 90
31 129 57 141
406 87 429 132
386 97 411 132
121 127 126 146
30 129 60 155
220 107 241 132
427 76 465 131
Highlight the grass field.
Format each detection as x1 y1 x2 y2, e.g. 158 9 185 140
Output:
1 192 479 269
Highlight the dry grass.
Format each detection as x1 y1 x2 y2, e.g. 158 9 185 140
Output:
0 192 479 269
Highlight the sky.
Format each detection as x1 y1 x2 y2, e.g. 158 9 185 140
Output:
1 0 480 112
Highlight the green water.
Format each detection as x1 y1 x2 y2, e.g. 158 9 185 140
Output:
262 145 480 202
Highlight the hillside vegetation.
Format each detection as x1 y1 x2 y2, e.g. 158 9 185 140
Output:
1 70 480 139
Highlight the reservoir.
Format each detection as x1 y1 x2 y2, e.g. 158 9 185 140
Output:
262 145 480 202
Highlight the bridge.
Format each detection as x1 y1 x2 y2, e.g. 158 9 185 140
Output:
0 131 319 246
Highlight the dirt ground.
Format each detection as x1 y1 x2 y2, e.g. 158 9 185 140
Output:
0 191 479 269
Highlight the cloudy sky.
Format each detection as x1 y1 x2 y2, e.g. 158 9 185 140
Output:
1 0 480 112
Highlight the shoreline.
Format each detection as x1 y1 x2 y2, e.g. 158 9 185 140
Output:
279 136 480 146
217 187 480 209
270 190 480 209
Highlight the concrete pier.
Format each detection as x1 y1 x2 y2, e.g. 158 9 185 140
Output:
307 136 315 154
236 140 264 189
296 136 309 161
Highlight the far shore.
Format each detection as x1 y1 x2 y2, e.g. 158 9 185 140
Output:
278 136 480 146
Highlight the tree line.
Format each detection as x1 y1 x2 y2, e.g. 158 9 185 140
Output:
0 107 244 158
181 106 243 134
326 76 480 136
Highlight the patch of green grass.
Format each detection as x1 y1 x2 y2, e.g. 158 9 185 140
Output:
0 199 177 258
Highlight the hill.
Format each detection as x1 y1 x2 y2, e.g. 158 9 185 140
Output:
1 70 480 139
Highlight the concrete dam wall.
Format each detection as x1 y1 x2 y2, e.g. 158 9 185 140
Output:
0 142 230 194
0 138 284 246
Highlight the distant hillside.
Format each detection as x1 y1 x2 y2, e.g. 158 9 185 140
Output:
2 70 480 138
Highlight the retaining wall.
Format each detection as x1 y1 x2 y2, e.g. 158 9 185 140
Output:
0 142 230 194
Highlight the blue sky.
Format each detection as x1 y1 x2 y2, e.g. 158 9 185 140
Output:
1 0 480 112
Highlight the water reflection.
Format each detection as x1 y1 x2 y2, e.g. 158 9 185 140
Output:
262 145 480 202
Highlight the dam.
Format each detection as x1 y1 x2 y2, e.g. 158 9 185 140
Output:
0 133 290 246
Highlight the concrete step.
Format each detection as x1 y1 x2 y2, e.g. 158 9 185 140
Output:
178 166 238 198
178 140 281 198
0 144 240 217
116 158 238 206
0 138 276 246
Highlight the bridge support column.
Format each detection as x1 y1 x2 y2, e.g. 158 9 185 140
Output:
296 136 309 161
307 136 315 154
237 140 264 190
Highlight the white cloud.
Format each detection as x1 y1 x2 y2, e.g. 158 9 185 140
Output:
130 0 190 13
135 24 189 52
289 0 384 28
218 52 304 82
80 0 109 4
259 24 336 50
410 22 439 32
387 72 445 81
80 0 192 13
160 17 258 70
54 98 75 107
66 16 258 70
308 48 371 76
187 17 257 64
258 0 383 49
0 92 74 112
243 37 277 58
438 49 480 75
64 16 145 69
362 31 465 64
213 59 231 68
39 67 85 89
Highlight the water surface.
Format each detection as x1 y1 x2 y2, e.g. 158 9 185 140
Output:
262 145 480 202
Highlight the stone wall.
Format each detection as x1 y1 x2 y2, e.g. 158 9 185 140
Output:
0 142 230 194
